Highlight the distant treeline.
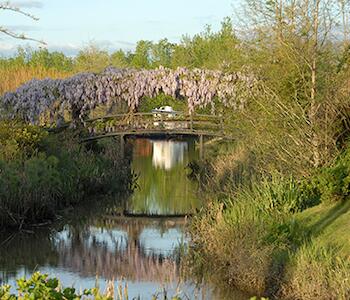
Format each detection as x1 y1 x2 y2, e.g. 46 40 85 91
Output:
0 18 240 76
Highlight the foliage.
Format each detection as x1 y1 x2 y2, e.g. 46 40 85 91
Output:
1 66 256 124
0 272 183 300
0 272 95 300
138 93 187 112
0 121 132 228
75 45 110 73
0 120 48 159
309 145 350 202
0 272 113 300
171 18 242 71
188 171 350 298
250 175 320 215
0 47 73 72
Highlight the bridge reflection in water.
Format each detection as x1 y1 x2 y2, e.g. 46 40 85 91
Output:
127 138 200 215
152 140 187 170
0 138 214 299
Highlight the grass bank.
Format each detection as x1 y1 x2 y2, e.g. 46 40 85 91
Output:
0 121 133 229
187 146 350 299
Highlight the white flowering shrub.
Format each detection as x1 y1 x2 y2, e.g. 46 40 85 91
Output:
1 66 257 125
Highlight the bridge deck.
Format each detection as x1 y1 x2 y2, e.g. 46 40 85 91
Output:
81 111 231 141
81 129 226 142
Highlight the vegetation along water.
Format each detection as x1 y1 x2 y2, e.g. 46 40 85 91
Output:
1 0 350 299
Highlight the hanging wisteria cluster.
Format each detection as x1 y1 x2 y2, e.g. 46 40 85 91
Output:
0 66 257 125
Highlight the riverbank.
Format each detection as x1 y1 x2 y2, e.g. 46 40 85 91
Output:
187 147 350 299
0 121 133 229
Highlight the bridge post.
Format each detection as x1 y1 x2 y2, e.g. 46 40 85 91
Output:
219 114 224 134
160 114 164 129
199 134 204 160
120 134 125 159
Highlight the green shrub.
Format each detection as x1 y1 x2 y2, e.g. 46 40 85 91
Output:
0 127 132 228
0 272 183 300
243 175 320 216
0 120 48 160
0 272 108 299
313 147 350 202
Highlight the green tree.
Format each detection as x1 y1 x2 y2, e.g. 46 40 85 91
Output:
27 48 73 71
130 40 152 68
75 44 110 72
171 18 242 71
233 0 346 174
110 49 130 68
151 38 175 68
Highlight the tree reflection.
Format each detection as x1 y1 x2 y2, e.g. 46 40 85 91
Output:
0 137 200 290
128 138 201 214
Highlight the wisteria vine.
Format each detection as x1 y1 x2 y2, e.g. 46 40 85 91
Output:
1 66 257 125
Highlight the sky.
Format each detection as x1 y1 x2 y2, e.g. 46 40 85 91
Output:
0 0 235 56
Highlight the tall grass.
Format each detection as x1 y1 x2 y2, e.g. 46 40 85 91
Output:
281 242 350 299
0 65 72 94
188 173 350 299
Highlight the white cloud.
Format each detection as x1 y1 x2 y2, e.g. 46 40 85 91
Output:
10 1 43 8
5 25 40 31
79 39 135 52
0 42 18 57
0 39 136 57
47 43 80 56
115 40 135 47
0 42 15 50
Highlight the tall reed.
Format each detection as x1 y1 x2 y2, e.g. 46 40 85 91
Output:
0 65 72 94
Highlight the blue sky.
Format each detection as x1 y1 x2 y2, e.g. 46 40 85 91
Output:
0 0 235 56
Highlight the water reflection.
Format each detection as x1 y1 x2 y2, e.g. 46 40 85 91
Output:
128 138 200 215
0 137 209 299
0 212 197 298
152 140 188 170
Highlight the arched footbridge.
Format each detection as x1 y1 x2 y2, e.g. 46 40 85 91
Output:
80 111 232 158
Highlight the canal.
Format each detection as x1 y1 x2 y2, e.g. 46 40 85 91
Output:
0 137 246 299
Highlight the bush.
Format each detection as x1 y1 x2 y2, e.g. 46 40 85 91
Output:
0 272 110 300
254 175 320 215
0 123 132 228
311 146 350 202
0 120 48 159
0 272 183 300
0 154 62 226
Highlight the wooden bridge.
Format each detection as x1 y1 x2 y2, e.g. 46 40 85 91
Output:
81 111 229 157
83 111 225 139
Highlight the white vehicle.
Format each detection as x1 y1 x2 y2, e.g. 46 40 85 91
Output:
151 106 176 118
152 106 177 129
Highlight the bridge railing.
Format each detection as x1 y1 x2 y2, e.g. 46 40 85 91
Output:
84 111 224 136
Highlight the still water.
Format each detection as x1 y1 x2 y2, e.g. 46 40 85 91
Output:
0 138 213 299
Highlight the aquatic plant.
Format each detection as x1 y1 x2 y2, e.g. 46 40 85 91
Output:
0 272 184 300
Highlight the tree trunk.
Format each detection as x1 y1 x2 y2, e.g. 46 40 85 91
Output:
309 0 321 167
